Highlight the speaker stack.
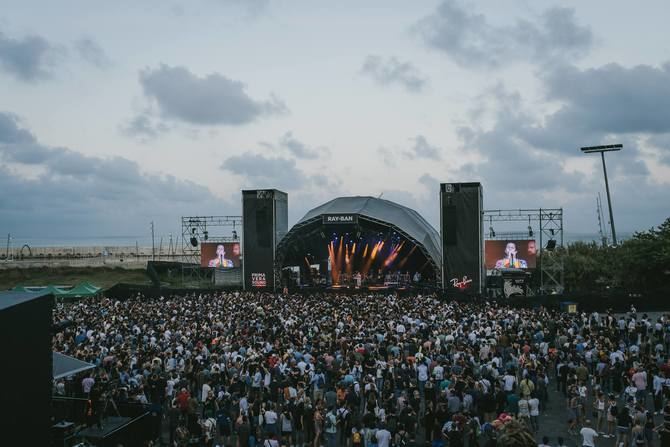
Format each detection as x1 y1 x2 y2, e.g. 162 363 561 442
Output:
439 182 484 294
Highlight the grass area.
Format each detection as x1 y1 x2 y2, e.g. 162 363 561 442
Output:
0 266 151 291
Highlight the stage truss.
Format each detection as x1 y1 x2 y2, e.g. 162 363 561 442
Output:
484 208 564 294
180 216 242 266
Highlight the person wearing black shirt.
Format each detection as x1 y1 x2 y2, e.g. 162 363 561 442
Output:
615 407 632 447
424 401 435 442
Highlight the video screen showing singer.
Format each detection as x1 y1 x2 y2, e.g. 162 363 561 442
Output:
494 242 528 269
208 244 234 268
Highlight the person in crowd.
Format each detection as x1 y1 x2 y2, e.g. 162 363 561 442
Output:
580 419 598 447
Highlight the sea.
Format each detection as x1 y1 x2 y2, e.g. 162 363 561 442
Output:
2 232 634 248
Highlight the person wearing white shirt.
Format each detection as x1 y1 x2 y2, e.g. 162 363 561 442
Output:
433 364 444 381
502 373 516 392
653 373 665 414
417 362 429 391
375 425 392 447
201 382 211 402
580 420 598 447
529 397 540 432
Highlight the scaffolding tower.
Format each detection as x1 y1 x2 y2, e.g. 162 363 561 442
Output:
180 216 242 264
484 208 564 294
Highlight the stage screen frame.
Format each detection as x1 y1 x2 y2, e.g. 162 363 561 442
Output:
200 242 241 268
484 239 537 269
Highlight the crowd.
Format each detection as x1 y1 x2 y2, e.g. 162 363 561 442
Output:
51 292 670 447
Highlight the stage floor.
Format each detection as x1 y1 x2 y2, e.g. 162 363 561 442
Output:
78 416 132 439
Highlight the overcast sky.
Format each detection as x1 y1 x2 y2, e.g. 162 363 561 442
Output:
1 0 668 245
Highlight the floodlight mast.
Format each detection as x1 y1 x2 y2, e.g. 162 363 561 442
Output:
580 144 622 245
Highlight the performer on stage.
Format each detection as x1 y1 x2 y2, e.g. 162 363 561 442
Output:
495 242 528 268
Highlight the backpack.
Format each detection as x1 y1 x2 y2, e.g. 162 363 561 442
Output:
609 405 618 417
217 412 231 431
325 413 336 430
635 430 645 445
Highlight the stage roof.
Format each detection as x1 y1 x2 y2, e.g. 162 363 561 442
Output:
295 196 442 267
53 352 95 379
0 290 52 311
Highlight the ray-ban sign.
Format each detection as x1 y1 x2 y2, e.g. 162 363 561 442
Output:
323 214 358 224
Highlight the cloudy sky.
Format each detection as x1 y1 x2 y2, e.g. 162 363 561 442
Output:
1 0 668 245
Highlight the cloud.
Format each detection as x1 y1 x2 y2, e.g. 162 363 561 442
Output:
222 153 306 189
138 64 287 126
256 132 328 159
0 111 233 237
221 152 340 192
404 135 442 160
415 1 592 68
538 63 670 139
378 147 396 167
456 84 589 192
279 131 324 159
74 37 111 68
0 29 64 81
360 55 427 92
0 113 35 144
452 71 669 233
121 114 170 141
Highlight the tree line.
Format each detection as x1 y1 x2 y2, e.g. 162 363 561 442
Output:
548 217 670 292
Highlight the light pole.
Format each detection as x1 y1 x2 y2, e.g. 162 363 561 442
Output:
581 144 622 245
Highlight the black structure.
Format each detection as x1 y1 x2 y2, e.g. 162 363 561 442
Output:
440 183 484 294
275 196 443 288
242 189 288 291
0 291 53 446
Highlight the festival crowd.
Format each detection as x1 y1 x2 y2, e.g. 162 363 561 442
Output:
52 292 670 447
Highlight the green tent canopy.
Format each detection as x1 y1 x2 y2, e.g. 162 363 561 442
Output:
62 282 101 298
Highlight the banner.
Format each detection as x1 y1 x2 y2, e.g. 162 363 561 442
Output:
322 214 358 224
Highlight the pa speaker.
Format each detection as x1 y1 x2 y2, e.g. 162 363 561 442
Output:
440 182 484 294
242 189 288 291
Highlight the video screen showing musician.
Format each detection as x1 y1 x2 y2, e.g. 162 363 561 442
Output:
494 241 528 269
208 244 234 268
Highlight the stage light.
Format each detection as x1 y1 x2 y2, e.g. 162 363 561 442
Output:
489 226 496 238
232 230 238 240
550 229 555 236
190 237 198 247
203 230 209 241
528 226 533 237
546 240 557 251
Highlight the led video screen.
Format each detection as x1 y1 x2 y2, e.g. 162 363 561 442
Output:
485 240 537 269
201 242 241 268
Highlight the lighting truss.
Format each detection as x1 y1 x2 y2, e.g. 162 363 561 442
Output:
180 216 242 265
484 208 564 294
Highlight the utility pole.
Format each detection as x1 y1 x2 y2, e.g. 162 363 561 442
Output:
168 233 173 257
596 193 608 246
151 221 155 261
5 233 10 260
581 144 621 245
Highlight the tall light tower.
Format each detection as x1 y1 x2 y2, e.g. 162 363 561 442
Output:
581 144 622 245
